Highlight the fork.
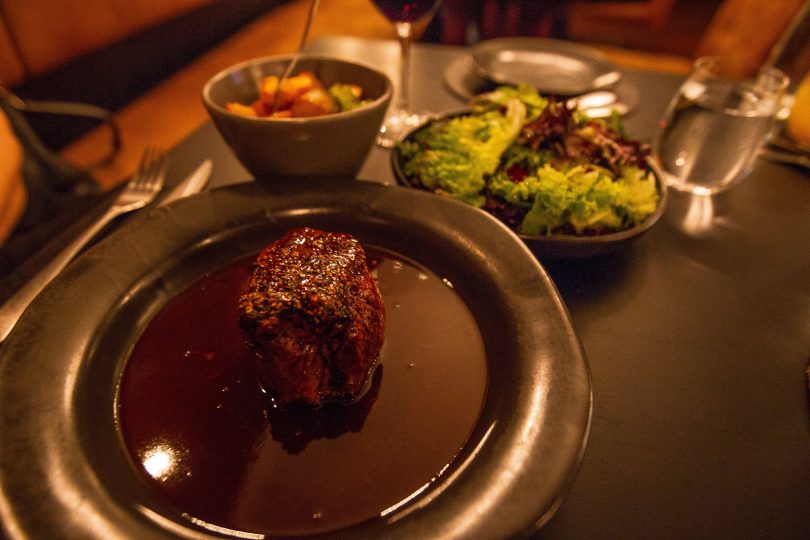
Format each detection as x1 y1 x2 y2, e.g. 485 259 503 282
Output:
0 147 167 343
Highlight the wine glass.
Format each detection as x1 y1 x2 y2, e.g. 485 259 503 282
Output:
371 0 443 148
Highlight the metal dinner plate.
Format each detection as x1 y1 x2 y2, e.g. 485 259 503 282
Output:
470 37 621 96
443 54 499 101
0 179 591 539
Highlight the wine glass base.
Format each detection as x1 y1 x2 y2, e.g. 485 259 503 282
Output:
663 175 741 197
376 109 432 148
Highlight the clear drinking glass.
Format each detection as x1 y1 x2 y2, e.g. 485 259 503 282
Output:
652 57 790 196
370 0 443 148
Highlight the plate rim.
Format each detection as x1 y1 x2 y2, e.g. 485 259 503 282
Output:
469 37 622 95
0 179 592 539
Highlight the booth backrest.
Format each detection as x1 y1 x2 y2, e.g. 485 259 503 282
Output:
0 0 214 87
1 0 286 148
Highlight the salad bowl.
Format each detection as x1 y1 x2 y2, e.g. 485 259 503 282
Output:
391 103 667 260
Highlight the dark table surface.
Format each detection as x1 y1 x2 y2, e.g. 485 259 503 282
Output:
4 36 810 538
173 37 810 538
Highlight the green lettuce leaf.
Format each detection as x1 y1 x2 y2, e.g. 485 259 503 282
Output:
399 98 526 206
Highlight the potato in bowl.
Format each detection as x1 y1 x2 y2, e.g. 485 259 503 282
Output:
224 70 372 119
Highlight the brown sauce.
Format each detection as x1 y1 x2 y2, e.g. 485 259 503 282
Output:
117 247 487 536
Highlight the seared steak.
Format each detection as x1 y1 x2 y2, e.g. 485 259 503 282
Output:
238 228 385 406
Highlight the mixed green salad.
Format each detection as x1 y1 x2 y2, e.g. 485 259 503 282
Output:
396 85 660 236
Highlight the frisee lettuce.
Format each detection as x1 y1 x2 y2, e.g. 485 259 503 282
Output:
397 84 660 236
399 98 526 207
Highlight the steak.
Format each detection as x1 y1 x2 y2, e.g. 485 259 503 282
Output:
238 228 385 406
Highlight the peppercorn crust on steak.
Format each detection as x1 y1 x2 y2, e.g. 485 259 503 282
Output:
238 228 385 406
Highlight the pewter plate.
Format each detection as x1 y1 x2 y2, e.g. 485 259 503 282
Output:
0 179 591 539
470 37 621 96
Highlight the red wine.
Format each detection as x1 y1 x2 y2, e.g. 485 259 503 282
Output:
371 0 440 23
118 247 487 536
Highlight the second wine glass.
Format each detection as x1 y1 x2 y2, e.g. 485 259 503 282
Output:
371 0 443 148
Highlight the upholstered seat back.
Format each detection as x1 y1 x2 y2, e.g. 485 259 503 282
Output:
0 0 212 86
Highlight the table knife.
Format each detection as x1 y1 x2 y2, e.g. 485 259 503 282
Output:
159 159 212 206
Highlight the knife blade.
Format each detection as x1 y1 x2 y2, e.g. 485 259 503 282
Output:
159 159 212 206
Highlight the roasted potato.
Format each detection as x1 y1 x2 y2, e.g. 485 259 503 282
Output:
260 71 322 111
225 71 368 119
290 88 338 117
225 102 258 117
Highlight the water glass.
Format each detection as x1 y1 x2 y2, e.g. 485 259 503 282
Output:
652 57 789 196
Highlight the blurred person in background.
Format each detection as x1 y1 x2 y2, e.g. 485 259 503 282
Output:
0 99 102 278
442 0 566 45
0 110 26 246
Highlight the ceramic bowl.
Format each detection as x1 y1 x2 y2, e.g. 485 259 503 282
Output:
202 54 392 180
391 110 667 259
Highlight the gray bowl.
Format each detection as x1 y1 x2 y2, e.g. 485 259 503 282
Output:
392 110 667 259
202 55 392 180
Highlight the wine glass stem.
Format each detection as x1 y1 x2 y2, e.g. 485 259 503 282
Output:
395 21 413 113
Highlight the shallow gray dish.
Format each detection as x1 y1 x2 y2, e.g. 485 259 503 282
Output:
391 111 668 259
470 37 622 96
0 179 591 539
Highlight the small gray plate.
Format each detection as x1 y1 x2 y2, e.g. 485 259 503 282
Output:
470 37 621 96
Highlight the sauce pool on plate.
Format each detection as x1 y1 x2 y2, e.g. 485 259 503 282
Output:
117 247 487 536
